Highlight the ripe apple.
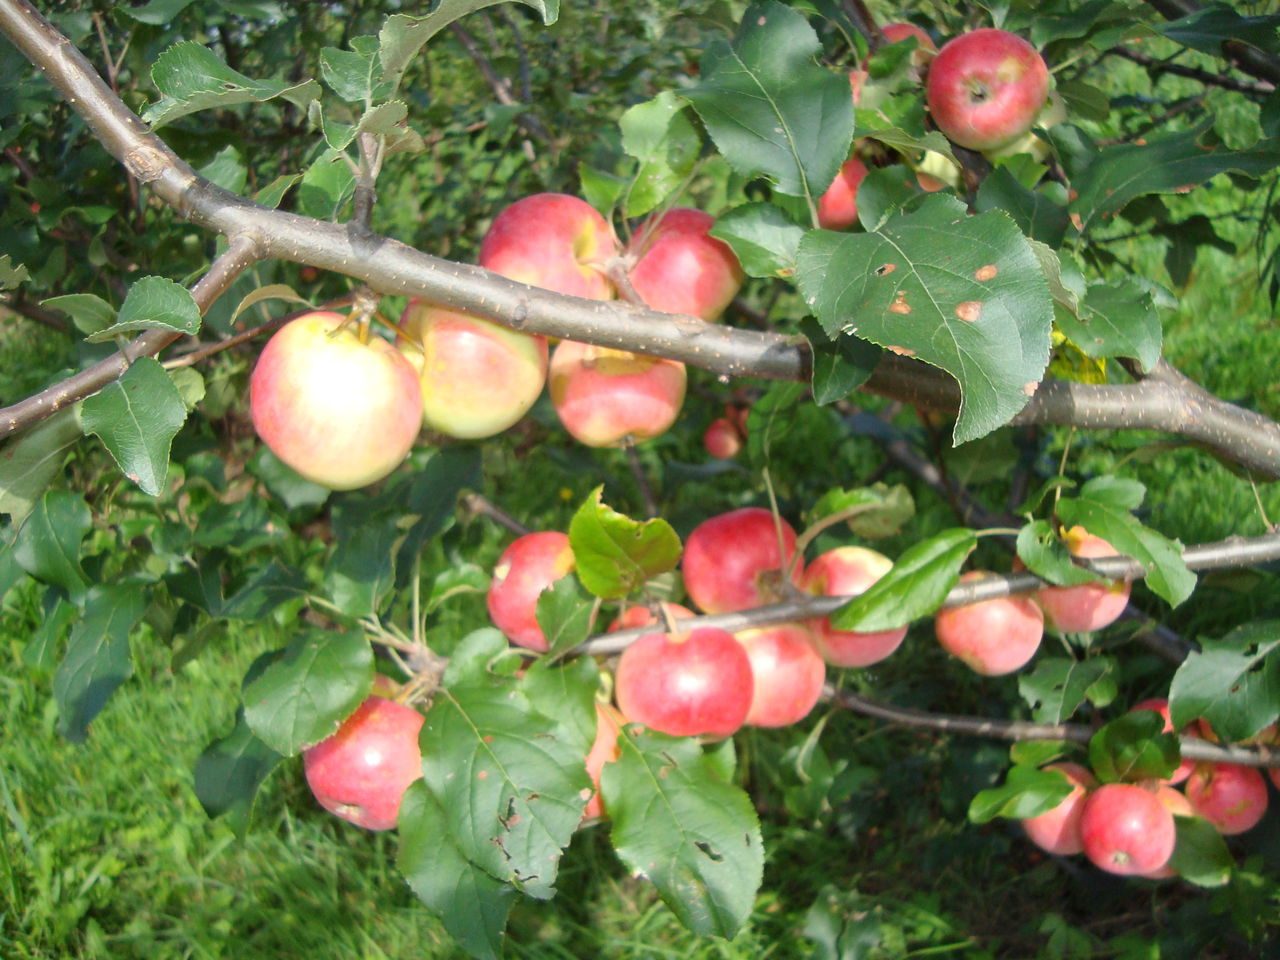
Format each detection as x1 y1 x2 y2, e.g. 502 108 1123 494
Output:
398 300 547 439
1129 698 1196 785
608 602 696 632
848 23 937 108
925 28 1051 152
915 150 963 192
614 627 754 738
583 702 625 821
1021 762 1096 856
934 571 1044 676
817 155 869 231
548 340 687 447
1036 526 1131 634
479 192 618 300
302 695 424 831
1140 786 1194 879
487 531 576 652
249 311 423 490
1185 762 1269 835
1079 783 1177 877
627 208 744 321
800 546 907 668
682 507 803 614
735 624 827 728
703 416 744 459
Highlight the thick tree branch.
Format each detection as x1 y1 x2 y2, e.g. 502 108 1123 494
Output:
2 1 1280 480
2 293 69 334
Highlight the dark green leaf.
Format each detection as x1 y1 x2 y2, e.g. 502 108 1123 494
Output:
975 167 1070 246
193 710 284 836
746 381 806 464
569 486 682 599
1088 712 1180 784
82 358 189 496
248 448 330 510
1159 5 1280 57
800 318 882 406
831 528 976 632
119 0 198 24
323 517 399 619
0 407 82 526
53 584 147 742
395 446 483 586
253 174 301 210
221 562 308 620
1008 740 1072 767
13 490 91 603
1168 815 1234 887
968 764 1075 823
441 628 511 688
535 575 594 655
320 36 390 103
1169 620 1280 741
297 152 356 221
710 202 807 279
1018 656 1116 724
22 592 77 672
854 165 924 231
1054 279 1161 372
42 293 114 335
579 164 627 214
197 146 248 195
1016 519 1104 587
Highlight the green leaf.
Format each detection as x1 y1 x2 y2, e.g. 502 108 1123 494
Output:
0 407 83 526
806 483 915 541
1078 476 1146 511
710 203 807 279
967 764 1075 824
683 1 854 202
602 727 763 940
619 91 700 218
119 0 198 24
419 680 590 899
797 195 1053 445
379 0 560 92
23 592 77 672
397 781 517 960
53 584 147 742
854 165 925 231
227 283 313 328
297 152 356 221
144 40 320 128
81 358 189 496
1168 815 1234 888
535 575 595 655
1018 656 1117 724
1088 712 1180 784
1070 123 1280 231
1169 620 1280 742
242 631 374 756
394 446 483 586
830 528 976 632
1016 519 1104 588
568 486 682 600
13 490 92 603
975 167 1070 247
197 145 247 194
42 293 114 335
323 508 399 618
221 562 308 620
248 447 330 510
441 628 511 688
1009 740 1071 768
520 657 600 750
425 563 491 614
1159 5 1280 57
1054 279 1162 373
746 380 806 464
0 254 30 290
799 317 882 406
193 710 284 836
579 164 627 215
1056 493 1196 607
320 36 391 103
84 276 201 343
253 174 301 210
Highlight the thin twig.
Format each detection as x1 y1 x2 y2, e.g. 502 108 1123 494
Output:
624 439 659 518
2 294 69 334
161 294 354 371
1111 46 1275 96
461 493 530 536
448 22 549 148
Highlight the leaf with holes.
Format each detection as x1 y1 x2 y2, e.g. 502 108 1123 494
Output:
602 726 763 939
54 584 147 742
797 195 1053 444
569 486 682 600
1169 620 1280 742
82 358 189 496
1019 656 1117 724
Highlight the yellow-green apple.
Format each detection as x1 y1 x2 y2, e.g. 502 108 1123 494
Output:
548 340 687 447
626 208 744 321
735 624 826 727
703 416 744 459
1079 783 1176 877
926 28 1050 152
1021 762 1096 856
1185 762 1269 835
801 546 908 668
934 571 1044 675
682 507 803 614
1140 787 1194 879
614 626 754 738
817 155 869 230
249 311 422 490
487 531 576 652
302 695 424 831
397 300 547 439
582 702 624 821
1036 526 1131 633
479 192 618 299
1129 698 1196 785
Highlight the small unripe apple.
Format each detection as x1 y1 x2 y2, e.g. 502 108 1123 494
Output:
548 341 687 447
249 311 423 490
614 627 754 738
735 623 827 728
800 546 907 668
303 696 424 831
817 155 869 231
627 208 744 321
583 702 625 821
398 300 547 439
682 507 802 614
1080 783 1177 877
1021 762 1096 856
934 571 1044 676
1185 762 1269 835
479 192 618 300
1036 526 1131 634
1129 698 1196 785
926 28 1051 152
487 531 576 652
703 417 744 459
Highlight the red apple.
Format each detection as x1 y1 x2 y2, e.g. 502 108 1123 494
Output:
1021 762 1096 856
627 208 744 321
736 624 827 728
302 695 424 831
703 417 744 459
934 571 1044 676
1185 762 1269 835
926 28 1050 152
1130 698 1196 785
614 627 754 738
249 311 422 490
1036 526 1132 634
583 702 624 821
548 340 687 447
817 155 869 231
487 531 576 652
881 22 937 54
398 300 548 439
479 192 618 300
1141 786 1195 879
682 507 802 614
609 603 696 632
1080 783 1177 877
800 546 907 668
